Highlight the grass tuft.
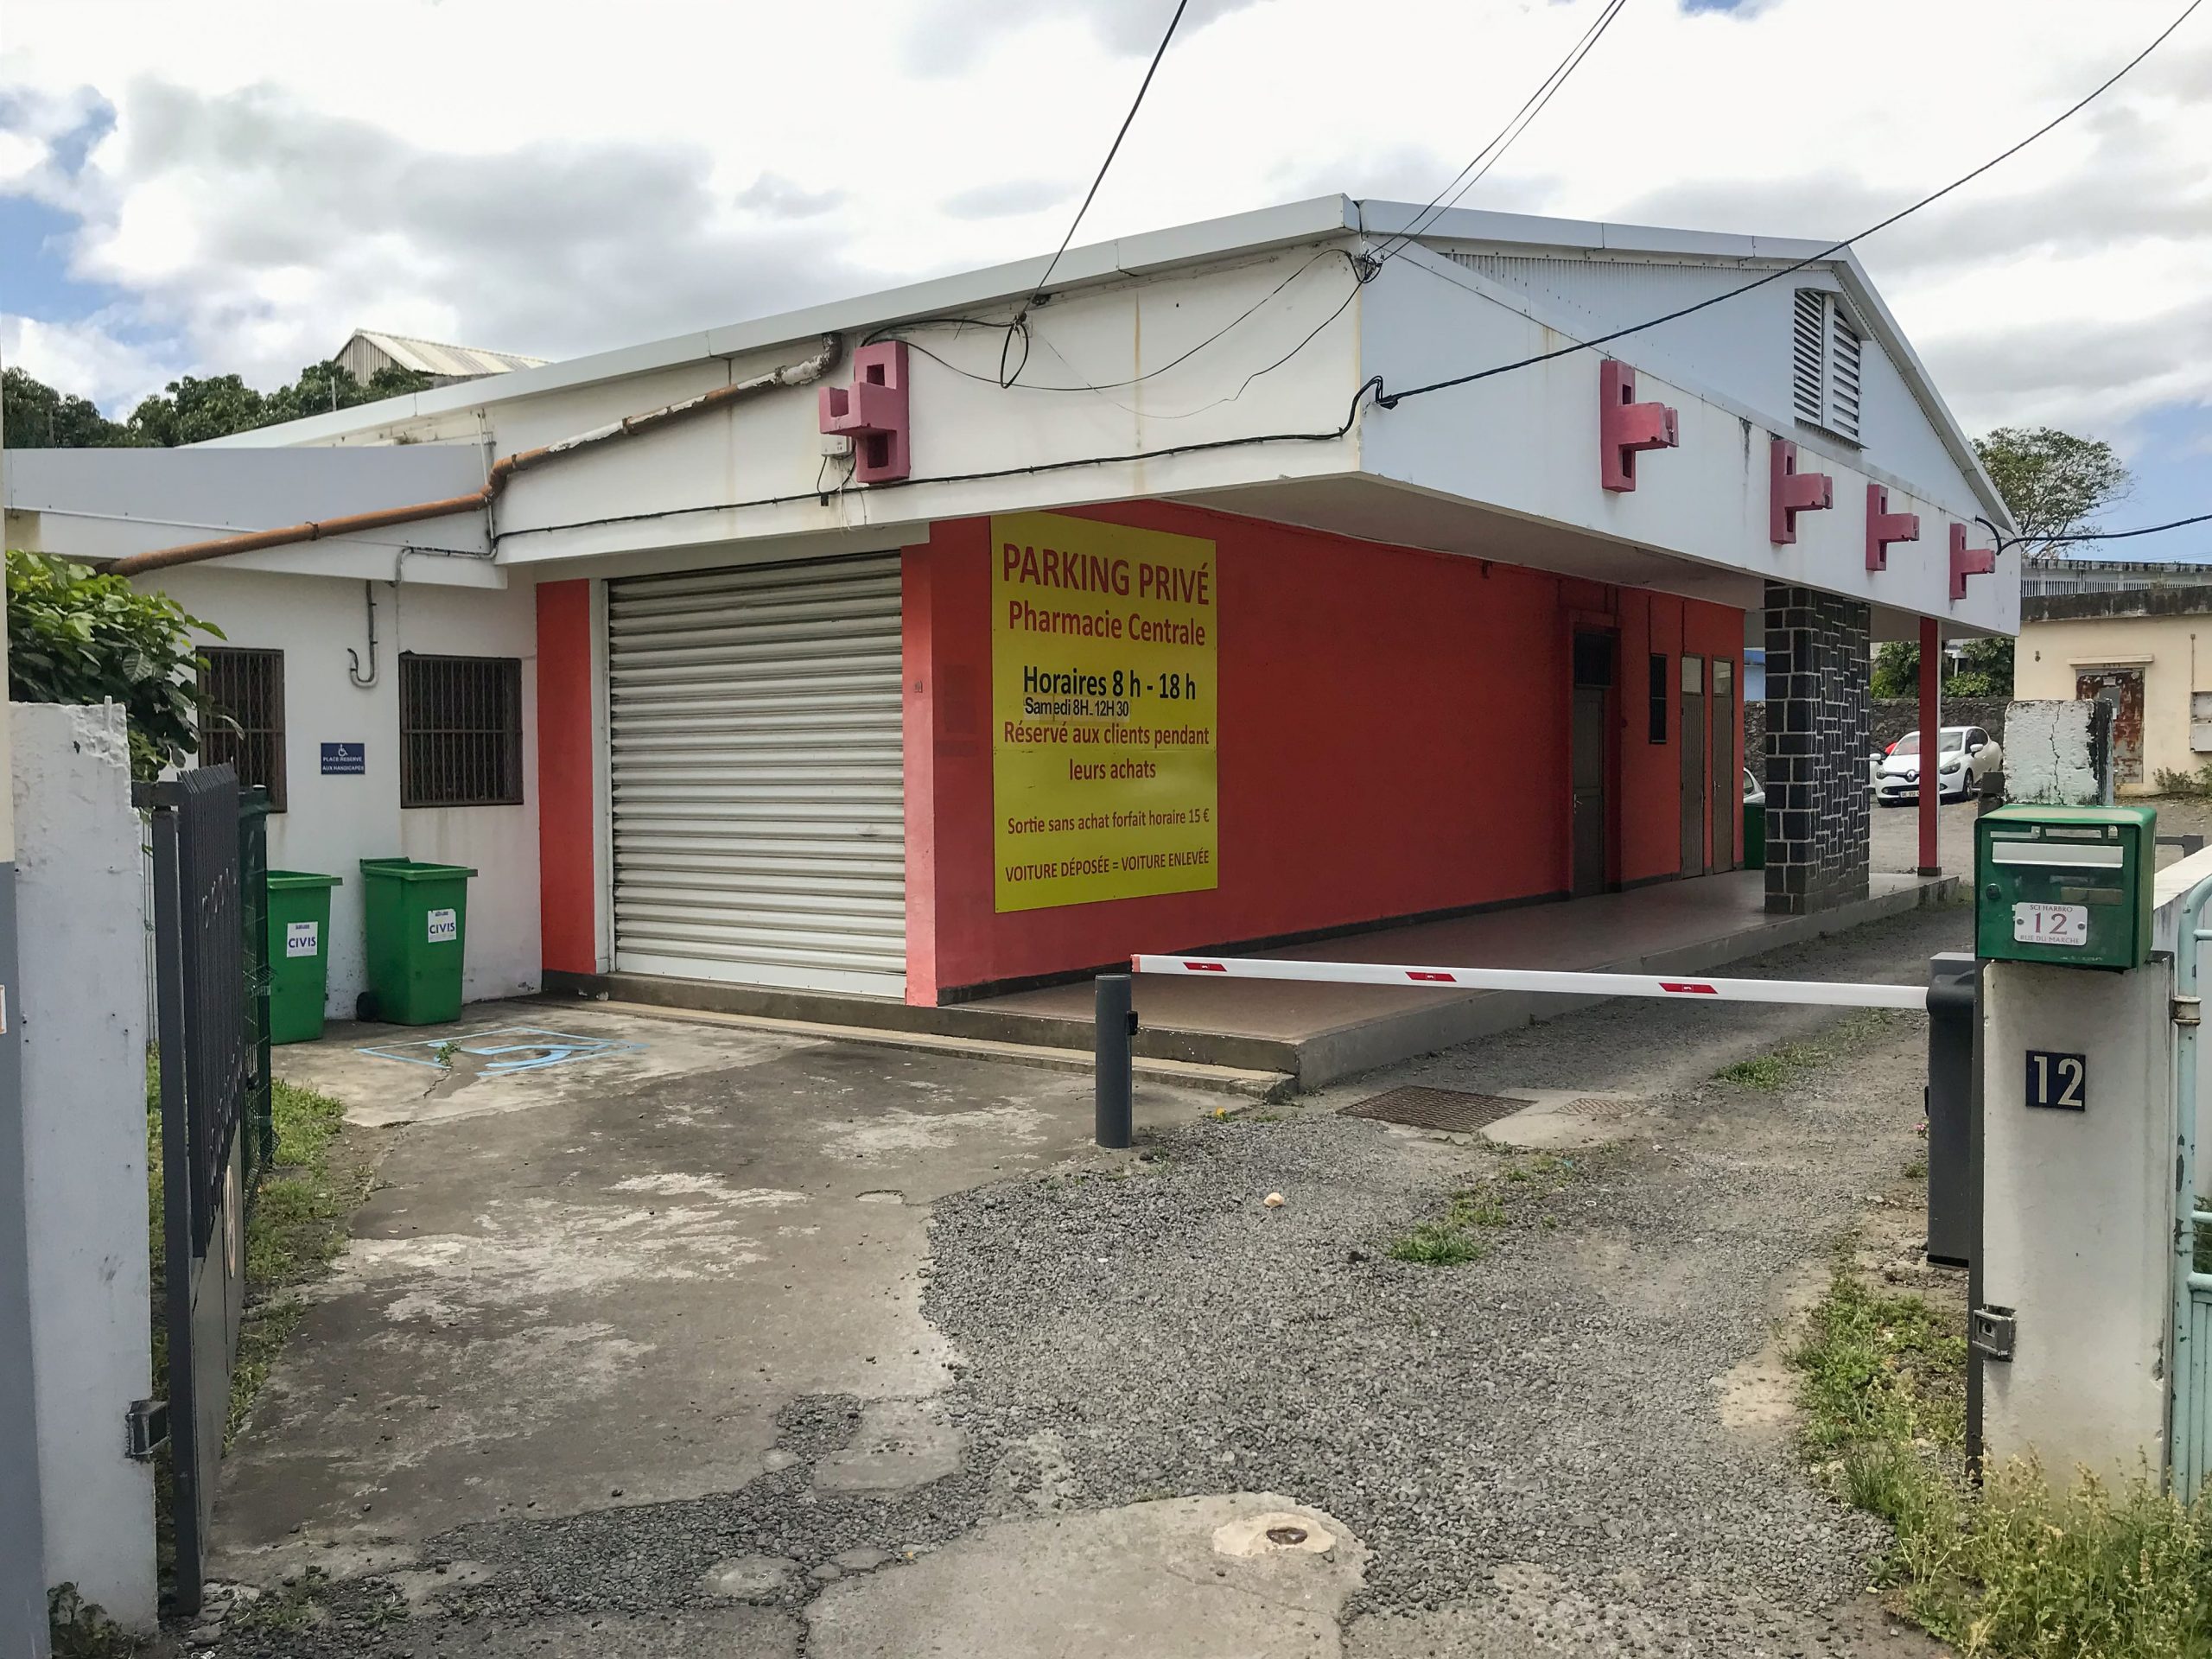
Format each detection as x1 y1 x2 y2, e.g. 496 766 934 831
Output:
1792 1265 2212 1653
1717 1011 1901 1091
149 1069 372 1446
1386 1220 1487 1266
1382 1157 1574 1266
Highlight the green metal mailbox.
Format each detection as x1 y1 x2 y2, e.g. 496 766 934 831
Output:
1974 804 2157 970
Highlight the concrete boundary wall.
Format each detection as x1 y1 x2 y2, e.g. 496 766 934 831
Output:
11 702 156 1630
2004 700 2108 805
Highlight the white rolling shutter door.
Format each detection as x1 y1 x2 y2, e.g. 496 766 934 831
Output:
607 555 906 997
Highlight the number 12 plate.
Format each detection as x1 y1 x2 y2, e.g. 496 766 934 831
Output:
2025 1049 2088 1112
2013 901 2088 947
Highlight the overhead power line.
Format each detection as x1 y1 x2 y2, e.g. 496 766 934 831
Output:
1371 0 2205 410
885 0 1625 402
1005 0 1192 385
550 0 2203 539
1999 511 2212 552
1370 0 1631 264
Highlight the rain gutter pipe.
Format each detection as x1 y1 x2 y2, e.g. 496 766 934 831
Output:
105 334 846 578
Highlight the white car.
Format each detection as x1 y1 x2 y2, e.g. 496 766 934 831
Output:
1875 725 2001 806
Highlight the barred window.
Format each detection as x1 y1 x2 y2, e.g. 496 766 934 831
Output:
400 653 524 808
199 647 287 810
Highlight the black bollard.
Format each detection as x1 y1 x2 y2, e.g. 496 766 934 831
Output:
1094 972 1135 1149
1925 951 1978 1268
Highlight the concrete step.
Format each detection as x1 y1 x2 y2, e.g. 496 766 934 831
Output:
563 997 1292 1101
551 873 1958 1095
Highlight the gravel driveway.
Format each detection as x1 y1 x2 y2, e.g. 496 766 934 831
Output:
925 906 1967 1656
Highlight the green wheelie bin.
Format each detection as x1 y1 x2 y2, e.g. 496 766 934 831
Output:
359 858 478 1025
266 870 343 1043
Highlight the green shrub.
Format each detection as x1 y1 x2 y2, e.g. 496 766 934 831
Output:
5 549 220 778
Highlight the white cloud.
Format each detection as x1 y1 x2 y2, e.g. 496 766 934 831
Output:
0 311 176 410
0 0 2206 447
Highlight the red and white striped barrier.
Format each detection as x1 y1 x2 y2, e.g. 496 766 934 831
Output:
1128 953 1927 1011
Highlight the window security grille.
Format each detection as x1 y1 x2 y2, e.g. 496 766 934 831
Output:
400 653 523 808
199 647 287 810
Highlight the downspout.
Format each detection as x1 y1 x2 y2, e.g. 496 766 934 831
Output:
106 334 845 579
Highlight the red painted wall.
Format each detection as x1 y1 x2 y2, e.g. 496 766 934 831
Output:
537 579 598 975
904 501 1745 1002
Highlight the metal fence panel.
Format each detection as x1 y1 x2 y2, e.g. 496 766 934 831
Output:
143 766 264 1613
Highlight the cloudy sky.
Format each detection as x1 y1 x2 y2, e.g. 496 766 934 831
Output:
3 0 2208 547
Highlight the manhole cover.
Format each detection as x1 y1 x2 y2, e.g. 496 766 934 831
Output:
1558 1096 1647 1121
1340 1086 1529 1133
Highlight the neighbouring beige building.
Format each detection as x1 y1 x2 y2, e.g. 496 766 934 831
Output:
2018 585 2212 795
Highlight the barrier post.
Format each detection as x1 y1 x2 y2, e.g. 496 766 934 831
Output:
1925 951 1978 1268
1094 973 1135 1149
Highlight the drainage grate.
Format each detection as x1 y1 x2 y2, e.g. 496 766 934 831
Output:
1557 1096 1648 1121
1340 1086 1530 1133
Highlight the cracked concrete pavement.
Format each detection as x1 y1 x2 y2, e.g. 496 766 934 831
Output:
219 1002 1225 1592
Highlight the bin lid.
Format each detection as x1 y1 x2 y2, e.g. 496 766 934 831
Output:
268 869 344 889
359 857 480 880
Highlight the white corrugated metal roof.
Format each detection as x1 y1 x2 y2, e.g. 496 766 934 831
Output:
345 329 548 377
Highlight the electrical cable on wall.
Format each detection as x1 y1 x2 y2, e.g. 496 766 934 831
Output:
866 247 1367 400
495 376 1386 546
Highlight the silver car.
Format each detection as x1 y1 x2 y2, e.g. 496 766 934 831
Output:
1875 725 2002 806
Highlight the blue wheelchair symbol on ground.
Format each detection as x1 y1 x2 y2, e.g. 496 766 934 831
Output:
359 1026 644 1075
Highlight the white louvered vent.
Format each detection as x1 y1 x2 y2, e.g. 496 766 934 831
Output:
1791 289 1826 425
1790 289 1863 444
1827 309 1862 442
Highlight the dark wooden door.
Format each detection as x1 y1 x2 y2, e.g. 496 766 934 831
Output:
1571 630 1614 898
1710 658 1735 873
1680 655 1707 876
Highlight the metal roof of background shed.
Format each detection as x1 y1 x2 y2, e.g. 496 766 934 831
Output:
342 329 548 378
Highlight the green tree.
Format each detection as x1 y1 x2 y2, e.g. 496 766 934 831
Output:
124 372 270 446
5 548 222 778
1881 426 2131 701
3 357 445 451
2 365 131 448
1872 636 2015 702
124 359 435 444
1973 426 2130 564
1944 636 2013 698
1872 640 1917 700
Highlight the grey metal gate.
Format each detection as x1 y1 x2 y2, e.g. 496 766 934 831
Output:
2171 871 2212 1497
143 768 270 1613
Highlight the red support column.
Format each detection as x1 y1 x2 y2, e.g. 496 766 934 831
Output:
537 580 599 976
1917 614 1941 877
